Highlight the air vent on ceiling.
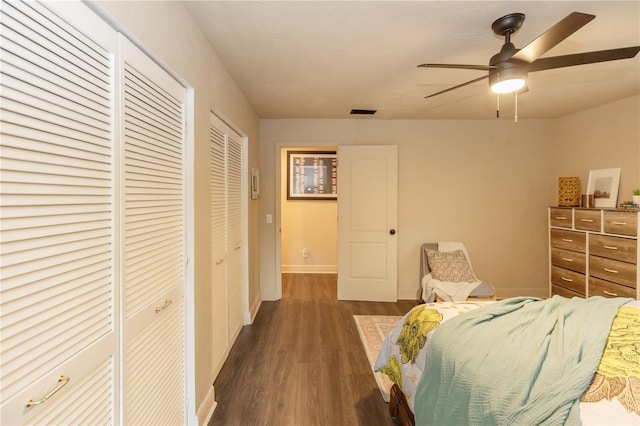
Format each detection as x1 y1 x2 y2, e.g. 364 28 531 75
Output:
350 109 377 115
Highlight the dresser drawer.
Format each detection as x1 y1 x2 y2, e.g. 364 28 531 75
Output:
549 208 572 228
551 284 584 299
551 265 586 295
589 234 637 264
589 255 637 288
574 209 601 232
550 229 586 252
603 211 638 236
589 276 636 298
551 247 586 273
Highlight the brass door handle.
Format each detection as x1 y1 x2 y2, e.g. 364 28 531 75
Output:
26 376 70 408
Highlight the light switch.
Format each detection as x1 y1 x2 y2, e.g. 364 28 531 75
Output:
266 214 272 224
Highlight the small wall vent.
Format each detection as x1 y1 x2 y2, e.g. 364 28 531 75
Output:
350 109 377 115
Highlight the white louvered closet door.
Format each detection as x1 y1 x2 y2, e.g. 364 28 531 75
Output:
121 39 186 426
210 112 228 375
0 1 119 424
226 128 243 341
210 113 244 377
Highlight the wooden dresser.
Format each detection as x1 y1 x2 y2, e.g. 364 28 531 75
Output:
548 207 639 299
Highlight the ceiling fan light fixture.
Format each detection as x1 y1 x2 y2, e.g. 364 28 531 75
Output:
491 78 526 94
489 66 527 94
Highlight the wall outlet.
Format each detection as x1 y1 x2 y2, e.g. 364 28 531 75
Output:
302 248 308 258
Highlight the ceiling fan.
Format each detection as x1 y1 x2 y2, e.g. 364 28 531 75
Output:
420 12 640 99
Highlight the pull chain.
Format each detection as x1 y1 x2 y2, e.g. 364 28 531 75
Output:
514 91 518 123
496 92 500 118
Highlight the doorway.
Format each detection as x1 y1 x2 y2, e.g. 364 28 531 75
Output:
279 147 338 297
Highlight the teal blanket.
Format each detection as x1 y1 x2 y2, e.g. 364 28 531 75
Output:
414 296 631 426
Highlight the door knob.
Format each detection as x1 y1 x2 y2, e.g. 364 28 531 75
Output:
389 229 396 235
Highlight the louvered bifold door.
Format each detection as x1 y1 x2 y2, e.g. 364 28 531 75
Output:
120 38 186 425
0 1 118 424
226 129 243 341
209 112 228 376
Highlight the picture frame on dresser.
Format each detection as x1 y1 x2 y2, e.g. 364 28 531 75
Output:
586 167 621 208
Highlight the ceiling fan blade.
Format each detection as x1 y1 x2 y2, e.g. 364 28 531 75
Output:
418 63 495 71
528 46 640 72
511 12 595 64
424 74 489 99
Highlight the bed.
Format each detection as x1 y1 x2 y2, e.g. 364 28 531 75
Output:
374 297 640 425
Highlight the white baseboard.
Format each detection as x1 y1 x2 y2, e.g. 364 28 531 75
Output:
197 385 217 426
398 286 421 301
248 296 261 323
281 265 337 274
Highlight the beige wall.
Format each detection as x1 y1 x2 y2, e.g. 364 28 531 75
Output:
93 0 261 421
549 95 640 201
260 119 557 300
260 95 639 301
280 148 338 273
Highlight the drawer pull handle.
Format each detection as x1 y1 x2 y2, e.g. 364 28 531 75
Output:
604 291 618 297
561 257 573 262
580 219 594 223
612 221 628 225
26 376 70 408
561 238 574 242
555 216 567 220
604 268 619 274
155 299 172 313
561 277 573 282
603 245 618 250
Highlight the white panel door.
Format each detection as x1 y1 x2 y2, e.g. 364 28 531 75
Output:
120 37 186 426
337 145 398 301
0 0 119 424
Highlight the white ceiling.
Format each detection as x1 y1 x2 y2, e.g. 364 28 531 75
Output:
185 1 640 120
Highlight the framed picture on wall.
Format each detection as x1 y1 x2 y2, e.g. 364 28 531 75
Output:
586 167 621 208
287 151 337 200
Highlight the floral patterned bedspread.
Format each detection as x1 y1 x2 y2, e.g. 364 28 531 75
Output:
374 301 493 412
374 300 639 423
582 305 640 415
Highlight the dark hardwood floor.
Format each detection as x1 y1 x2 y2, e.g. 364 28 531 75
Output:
209 273 417 426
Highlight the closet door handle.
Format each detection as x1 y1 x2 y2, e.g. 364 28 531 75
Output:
389 229 396 235
26 376 70 407
155 299 172 313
